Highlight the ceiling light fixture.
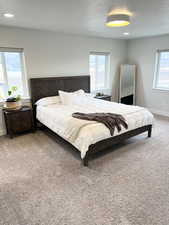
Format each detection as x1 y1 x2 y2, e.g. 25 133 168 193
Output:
108 9 132 17
3 13 15 18
106 14 130 27
123 32 130 35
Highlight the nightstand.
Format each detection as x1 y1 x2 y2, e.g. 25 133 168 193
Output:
95 95 111 101
3 106 35 138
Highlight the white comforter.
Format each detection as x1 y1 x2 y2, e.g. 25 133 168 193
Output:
36 98 154 159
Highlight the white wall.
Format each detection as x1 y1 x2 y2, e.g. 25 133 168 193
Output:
127 34 169 116
1 27 169 137
0 26 127 135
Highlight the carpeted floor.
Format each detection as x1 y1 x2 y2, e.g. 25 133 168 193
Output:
0 115 169 225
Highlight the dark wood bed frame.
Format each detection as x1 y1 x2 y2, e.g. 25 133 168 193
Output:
30 76 152 166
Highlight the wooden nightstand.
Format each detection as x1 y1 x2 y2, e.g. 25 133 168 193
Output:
95 95 111 101
3 106 35 138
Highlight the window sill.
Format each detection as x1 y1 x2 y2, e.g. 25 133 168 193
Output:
0 101 4 108
152 87 169 92
91 88 111 93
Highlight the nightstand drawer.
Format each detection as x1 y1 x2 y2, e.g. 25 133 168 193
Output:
95 95 111 101
7 111 33 133
102 96 111 101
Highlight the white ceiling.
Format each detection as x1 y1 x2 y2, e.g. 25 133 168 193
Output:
0 0 169 39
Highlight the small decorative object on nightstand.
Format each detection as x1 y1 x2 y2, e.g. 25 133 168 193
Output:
95 95 111 101
3 106 35 138
3 86 22 110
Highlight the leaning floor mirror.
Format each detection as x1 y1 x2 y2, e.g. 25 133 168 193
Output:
119 64 136 105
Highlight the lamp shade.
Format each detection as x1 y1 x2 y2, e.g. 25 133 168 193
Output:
106 14 130 27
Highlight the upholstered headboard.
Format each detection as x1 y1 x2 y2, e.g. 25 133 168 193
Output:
30 76 90 105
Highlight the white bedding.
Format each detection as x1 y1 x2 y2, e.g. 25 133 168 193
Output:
36 97 154 159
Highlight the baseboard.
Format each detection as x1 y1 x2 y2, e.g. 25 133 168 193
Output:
0 129 6 136
149 108 169 118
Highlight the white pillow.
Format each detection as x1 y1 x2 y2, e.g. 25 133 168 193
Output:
68 95 91 105
58 89 85 104
35 96 60 106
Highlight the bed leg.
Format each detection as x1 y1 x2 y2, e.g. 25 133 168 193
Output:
82 156 89 167
148 125 152 138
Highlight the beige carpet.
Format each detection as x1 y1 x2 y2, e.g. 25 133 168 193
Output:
0 115 169 225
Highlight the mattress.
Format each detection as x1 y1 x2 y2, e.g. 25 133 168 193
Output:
36 97 154 159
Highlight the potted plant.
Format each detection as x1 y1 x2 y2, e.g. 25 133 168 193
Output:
4 86 22 110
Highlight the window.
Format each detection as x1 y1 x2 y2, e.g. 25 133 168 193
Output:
154 50 169 90
0 48 28 100
89 52 110 92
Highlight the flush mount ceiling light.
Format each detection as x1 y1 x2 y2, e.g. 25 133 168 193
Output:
106 14 130 27
123 32 130 35
3 13 15 18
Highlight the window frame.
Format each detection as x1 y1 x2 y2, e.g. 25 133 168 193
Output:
89 52 110 92
153 49 169 91
0 47 29 100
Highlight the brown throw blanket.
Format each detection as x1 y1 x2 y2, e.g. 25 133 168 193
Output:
72 112 128 136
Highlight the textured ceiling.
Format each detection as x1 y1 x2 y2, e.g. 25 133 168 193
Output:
0 0 169 39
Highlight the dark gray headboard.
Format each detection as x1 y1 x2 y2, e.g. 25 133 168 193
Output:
30 76 90 105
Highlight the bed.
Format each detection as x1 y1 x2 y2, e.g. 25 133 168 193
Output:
30 76 153 166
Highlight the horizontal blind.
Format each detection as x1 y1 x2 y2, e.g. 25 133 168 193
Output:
0 47 23 53
90 52 109 56
157 49 169 53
